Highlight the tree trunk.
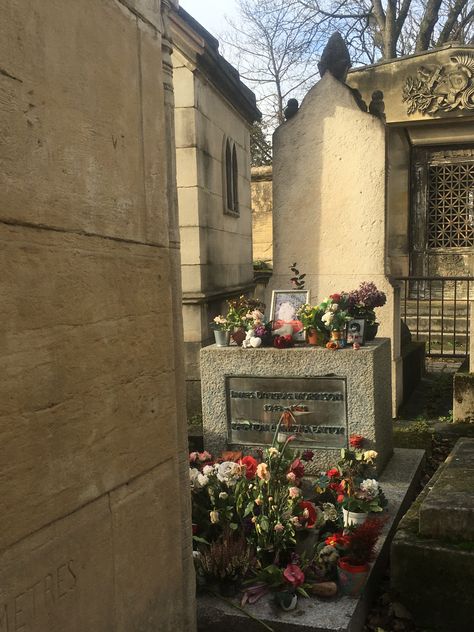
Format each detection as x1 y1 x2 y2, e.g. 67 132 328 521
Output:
416 0 443 51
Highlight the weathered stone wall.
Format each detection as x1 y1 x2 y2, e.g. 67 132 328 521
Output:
251 166 273 265
269 72 400 411
0 1 195 630
173 40 255 415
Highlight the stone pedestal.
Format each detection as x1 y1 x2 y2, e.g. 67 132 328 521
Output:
200 338 393 471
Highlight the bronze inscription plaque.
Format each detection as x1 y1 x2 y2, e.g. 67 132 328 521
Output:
226 376 347 449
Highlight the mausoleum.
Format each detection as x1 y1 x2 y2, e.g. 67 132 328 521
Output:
267 41 474 412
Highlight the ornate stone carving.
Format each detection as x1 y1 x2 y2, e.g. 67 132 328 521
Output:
403 54 474 115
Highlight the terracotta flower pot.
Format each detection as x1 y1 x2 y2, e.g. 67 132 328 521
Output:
342 507 368 528
306 327 319 345
337 557 369 597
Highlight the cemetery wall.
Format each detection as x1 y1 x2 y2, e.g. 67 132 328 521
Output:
251 166 273 265
0 1 195 630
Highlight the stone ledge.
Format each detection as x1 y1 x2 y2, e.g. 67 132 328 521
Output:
197 448 425 632
419 437 474 539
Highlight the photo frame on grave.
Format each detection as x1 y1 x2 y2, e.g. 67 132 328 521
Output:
270 289 309 342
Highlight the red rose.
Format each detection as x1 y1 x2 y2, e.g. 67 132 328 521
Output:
273 335 294 349
290 458 305 479
283 564 305 588
192 523 198 535
326 467 339 479
329 293 341 302
240 455 258 479
350 434 364 448
299 500 318 528
302 450 314 462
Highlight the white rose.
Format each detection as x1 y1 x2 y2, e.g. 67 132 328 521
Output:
217 461 242 485
197 473 209 487
322 312 334 326
330 303 339 312
202 465 214 476
360 478 379 498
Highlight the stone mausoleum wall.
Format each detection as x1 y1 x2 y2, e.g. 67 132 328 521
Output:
0 1 195 630
172 12 258 415
269 72 401 411
251 165 273 265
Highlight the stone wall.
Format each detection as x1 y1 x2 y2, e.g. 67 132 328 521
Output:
269 72 400 411
0 1 195 630
251 166 273 265
172 27 256 415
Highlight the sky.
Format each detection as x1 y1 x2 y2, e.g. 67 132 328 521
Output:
179 0 238 39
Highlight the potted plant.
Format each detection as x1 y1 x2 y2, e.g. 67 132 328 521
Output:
196 528 256 596
336 518 385 596
297 304 326 345
210 315 232 346
318 295 350 348
347 282 387 341
341 478 386 527
226 296 265 345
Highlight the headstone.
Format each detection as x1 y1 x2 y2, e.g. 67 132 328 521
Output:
200 340 393 472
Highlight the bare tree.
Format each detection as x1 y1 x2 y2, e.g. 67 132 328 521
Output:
297 0 474 60
224 0 325 127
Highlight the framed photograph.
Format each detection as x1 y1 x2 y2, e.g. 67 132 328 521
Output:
347 319 365 345
270 290 309 342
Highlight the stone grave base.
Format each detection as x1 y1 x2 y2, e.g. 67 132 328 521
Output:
197 448 424 632
391 438 474 632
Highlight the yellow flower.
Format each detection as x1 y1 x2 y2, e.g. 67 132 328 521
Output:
209 510 219 524
363 450 378 463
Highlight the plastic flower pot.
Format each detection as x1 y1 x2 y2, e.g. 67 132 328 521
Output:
342 508 368 528
364 321 379 341
274 590 298 611
214 330 230 346
337 557 369 597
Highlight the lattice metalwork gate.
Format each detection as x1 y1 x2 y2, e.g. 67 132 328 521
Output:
427 162 474 249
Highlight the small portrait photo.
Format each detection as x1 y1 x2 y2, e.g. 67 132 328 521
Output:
347 319 365 345
270 290 309 341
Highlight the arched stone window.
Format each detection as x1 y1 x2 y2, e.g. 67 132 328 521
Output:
224 138 239 215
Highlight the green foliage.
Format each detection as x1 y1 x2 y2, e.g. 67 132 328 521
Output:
250 122 272 167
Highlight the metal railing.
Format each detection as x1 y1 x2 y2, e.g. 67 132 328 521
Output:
395 276 473 358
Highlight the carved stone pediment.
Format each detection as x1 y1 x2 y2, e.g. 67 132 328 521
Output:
402 54 474 115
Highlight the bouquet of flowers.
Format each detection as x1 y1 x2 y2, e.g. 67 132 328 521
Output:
296 304 326 334
318 295 350 332
347 282 386 326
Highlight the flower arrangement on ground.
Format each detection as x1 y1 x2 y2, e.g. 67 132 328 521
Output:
314 438 387 528
190 423 344 608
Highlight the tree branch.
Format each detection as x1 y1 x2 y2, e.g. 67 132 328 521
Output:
416 0 443 51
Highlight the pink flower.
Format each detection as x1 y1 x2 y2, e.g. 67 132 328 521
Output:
198 451 212 462
274 523 284 533
256 463 271 481
286 472 296 483
283 564 305 588
289 486 301 499
290 458 305 479
189 452 199 463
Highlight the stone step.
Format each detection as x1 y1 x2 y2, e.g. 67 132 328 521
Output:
404 315 469 333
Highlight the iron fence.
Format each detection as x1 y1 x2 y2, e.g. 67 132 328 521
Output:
395 276 473 358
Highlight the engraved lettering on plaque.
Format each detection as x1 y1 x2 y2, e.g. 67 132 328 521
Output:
226 376 348 449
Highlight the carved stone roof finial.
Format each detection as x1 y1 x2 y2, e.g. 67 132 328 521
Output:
284 98 299 120
318 32 351 82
